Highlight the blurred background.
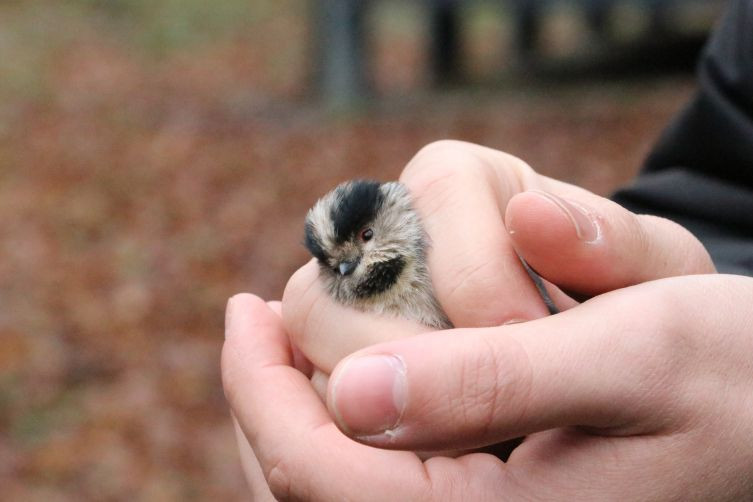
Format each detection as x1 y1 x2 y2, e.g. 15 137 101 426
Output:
0 0 725 500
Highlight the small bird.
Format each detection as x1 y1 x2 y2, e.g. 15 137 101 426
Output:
303 179 452 329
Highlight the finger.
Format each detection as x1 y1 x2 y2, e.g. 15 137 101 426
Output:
400 140 553 326
267 300 282 316
326 281 687 451
221 293 434 501
505 186 716 296
232 415 276 501
282 261 430 372
311 368 329 401
536 276 580 312
266 300 314 376
291 343 314 378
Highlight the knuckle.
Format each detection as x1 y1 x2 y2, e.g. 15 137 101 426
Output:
455 342 500 437
625 210 651 254
631 214 716 277
265 456 294 501
450 334 531 438
443 257 518 326
406 139 475 169
402 141 536 203
667 221 716 274
613 209 657 273
613 288 692 401
402 140 491 195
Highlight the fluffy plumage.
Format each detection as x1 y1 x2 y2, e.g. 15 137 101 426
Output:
304 180 451 329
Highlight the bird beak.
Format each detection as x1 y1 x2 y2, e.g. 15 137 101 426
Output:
338 258 360 276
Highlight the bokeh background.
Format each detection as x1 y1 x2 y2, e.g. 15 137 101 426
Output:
0 0 724 500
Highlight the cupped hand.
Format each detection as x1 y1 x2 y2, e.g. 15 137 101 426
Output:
225 140 720 499
223 275 753 500
283 140 714 375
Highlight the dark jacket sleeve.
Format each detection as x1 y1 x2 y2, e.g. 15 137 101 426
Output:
612 0 753 275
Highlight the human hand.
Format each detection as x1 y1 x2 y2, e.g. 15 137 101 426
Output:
225 140 718 498
223 274 753 500
283 140 714 377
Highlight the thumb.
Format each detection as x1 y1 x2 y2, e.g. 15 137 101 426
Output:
505 187 715 296
326 283 682 451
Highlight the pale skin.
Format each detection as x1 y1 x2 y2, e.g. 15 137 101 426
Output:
222 141 753 500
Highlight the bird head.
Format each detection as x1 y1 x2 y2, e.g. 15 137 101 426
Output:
303 180 424 304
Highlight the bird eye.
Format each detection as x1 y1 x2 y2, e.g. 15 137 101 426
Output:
360 228 373 242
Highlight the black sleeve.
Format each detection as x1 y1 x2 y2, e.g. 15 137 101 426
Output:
612 0 753 275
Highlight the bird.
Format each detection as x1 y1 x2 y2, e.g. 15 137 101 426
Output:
303 179 452 329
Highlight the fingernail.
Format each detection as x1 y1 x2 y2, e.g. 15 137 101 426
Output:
330 354 407 436
530 190 600 242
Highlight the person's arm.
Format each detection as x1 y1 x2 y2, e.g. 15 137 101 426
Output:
613 0 753 275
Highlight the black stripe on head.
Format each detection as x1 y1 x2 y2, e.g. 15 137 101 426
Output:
303 220 328 263
331 180 384 243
